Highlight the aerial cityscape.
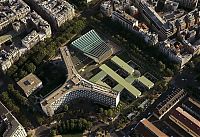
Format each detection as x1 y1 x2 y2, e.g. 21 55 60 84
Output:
0 0 200 137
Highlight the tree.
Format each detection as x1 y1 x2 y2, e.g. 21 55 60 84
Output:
158 61 165 71
99 108 104 114
25 63 36 73
72 19 86 34
165 68 174 77
50 129 56 137
7 65 18 77
36 116 44 125
0 91 20 113
63 104 68 111
104 110 108 116
18 70 28 79
7 84 15 93
18 56 28 67
107 109 113 117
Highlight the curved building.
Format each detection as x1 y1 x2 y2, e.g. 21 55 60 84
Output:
40 46 120 116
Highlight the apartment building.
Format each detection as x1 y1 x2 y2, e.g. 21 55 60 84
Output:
100 1 113 17
23 0 75 29
28 11 52 40
21 30 40 50
136 1 175 40
153 88 186 119
0 0 30 33
111 11 138 31
0 102 27 137
0 44 21 72
159 39 194 68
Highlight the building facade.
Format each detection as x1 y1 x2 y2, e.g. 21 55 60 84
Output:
21 30 40 50
153 88 186 119
0 0 30 33
41 87 120 116
0 45 22 72
111 11 138 31
0 102 27 137
23 0 75 29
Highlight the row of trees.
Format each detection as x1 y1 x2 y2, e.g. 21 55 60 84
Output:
0 83 47 128
0 84 33 127
99 108 114 118
57 118 92 134
0 91 20 113
69 0 87 10
89 14 180 78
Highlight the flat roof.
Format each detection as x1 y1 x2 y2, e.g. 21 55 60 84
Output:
111 56 134 74
90 71 110 88
100 64 141 97
113 74 137 92
96 80 111 88
0 102 22 137
136 118 168 137
183 97 200 116
89 71 107 83
138 76 154 89
0 34 12 45
17 73 42 96
170 107 200 136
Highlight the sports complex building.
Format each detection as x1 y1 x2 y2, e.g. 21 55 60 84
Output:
90 56 154 98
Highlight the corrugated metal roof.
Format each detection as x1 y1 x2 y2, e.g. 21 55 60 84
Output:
71 29 110 59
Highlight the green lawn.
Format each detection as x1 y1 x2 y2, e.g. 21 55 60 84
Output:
62 133 82 137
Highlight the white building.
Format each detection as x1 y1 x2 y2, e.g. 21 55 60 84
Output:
24 0 75 29
0 102 27 137
28 11 52 40
17 73 43 97
100 1 113 17
0 45 22 72
0 0 30 32
41 86 120 116
40 46 120 117
21 30 40 50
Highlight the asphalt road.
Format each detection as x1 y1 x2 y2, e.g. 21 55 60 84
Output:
171 67 200 89
34 126 50 137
